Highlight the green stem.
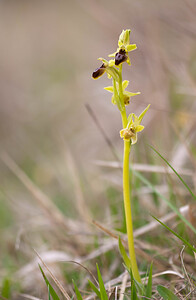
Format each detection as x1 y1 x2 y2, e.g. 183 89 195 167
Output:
118 64 141 283
123 139 141 283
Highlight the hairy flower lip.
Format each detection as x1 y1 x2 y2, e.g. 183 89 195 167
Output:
115 49 128 66
92 63 106 79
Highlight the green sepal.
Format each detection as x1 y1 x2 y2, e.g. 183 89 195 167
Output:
104 86 114 93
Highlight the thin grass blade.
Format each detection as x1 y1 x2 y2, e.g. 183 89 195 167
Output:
145 263 153 298
130 270 138 300
48 285 51 300
96 264 108 300
88 280 101 298
150 146 196 200
39 264 60 300
72 280 83 300
152 216 196 253
132 169 196 235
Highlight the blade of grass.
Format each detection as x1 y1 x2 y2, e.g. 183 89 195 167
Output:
96 264 108 300
150 146 196 200
130 270 139 300
39 265 60 300
72 280 83 300
88 280 101 299
152 215 196 253
157 285 180 300
145 263 153 298
48 285 51 300
132 169 196 235
35 249 71 300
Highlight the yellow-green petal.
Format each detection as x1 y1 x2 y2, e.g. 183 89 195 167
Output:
126 44 137 52
135 125 144 132
104 86 114 93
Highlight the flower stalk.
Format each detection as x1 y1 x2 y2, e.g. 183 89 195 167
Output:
92 29 150 283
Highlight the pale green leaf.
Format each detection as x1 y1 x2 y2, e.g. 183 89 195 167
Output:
118 236 132 269
157 285 180 300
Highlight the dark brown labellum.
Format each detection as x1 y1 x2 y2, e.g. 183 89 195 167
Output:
115 49 127 65
92 63 106 79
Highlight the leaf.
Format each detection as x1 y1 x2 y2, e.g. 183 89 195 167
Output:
152 215 196 253
88 279 101 298
150 146 196 200
157 285 180 300
145 263 153 298
118 236 132 269
72 280 83 300
96 264 108 300
39 264 60 300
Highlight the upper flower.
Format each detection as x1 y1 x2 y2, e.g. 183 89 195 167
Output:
120 105 150 144
108 29 137 66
